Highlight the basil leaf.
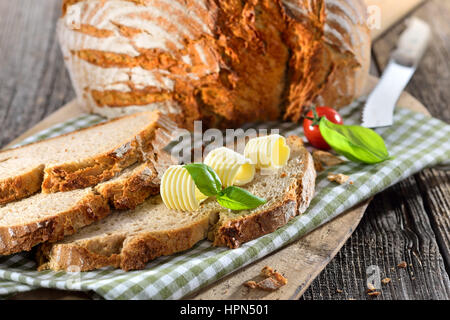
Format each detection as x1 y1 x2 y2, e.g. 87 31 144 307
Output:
319 117 389 164
217 186 267 211
183 163 222 196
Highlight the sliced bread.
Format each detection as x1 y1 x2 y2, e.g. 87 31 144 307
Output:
0 188 110 255
37 196 214 271
37 136 315 271
94 116 180 210
0 160 172 256
0 111 171 205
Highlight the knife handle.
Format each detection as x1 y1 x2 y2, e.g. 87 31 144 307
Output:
392 17 431 67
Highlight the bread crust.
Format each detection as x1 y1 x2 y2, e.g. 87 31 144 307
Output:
37 215 209 271
0 192 110 256
0 166 44 205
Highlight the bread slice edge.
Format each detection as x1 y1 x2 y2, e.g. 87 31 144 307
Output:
0 190 110 256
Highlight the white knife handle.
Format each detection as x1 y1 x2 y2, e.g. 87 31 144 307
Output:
391 17 431 67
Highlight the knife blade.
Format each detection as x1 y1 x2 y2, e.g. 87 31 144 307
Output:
362 17 431 128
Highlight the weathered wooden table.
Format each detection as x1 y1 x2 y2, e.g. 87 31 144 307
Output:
0 0 449 300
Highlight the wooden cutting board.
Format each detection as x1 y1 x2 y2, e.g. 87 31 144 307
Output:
7 76 429 300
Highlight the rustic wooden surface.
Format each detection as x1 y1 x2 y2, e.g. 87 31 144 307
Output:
0 0 449 300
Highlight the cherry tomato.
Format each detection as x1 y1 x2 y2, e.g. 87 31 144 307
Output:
303 106 343 150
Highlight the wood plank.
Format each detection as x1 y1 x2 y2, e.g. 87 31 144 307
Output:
5 100 81 148
372 0 450 269
415 169 450 269
303 176 450 300
0 0 75 149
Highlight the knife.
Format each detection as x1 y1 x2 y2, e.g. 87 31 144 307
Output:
362 17 431 128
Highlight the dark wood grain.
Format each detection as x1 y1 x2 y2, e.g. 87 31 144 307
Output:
416 169 450 269
0 0 75 149
303 0 450 300
303 176 450 300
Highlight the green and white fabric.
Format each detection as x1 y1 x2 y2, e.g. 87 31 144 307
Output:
1 99 449 299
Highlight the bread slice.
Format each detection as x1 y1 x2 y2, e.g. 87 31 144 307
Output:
0 111 169 205
95 162 159 210
37 196 213 271
210 136 316 248
0 188 110 255
37 136 315 271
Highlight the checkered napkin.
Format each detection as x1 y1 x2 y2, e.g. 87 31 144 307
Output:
1 99 449 299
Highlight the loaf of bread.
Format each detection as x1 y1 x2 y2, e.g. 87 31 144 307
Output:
58 0 370 129
37 135 315 271
0 111 177 205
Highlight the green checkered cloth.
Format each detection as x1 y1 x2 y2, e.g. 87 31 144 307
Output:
1 99 449 299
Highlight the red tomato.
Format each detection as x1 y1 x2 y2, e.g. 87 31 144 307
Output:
303 106 343 150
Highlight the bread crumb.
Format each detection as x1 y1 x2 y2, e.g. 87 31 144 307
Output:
244 281 258 289
367 291 381 297
312 150 345 167
243 266 288 292
280 172 287 178
313 157 324 172
336 289 343 293
397 261 407 268
381 277 391 285
327 173 350 184
260 266 288 286
367 283 376 292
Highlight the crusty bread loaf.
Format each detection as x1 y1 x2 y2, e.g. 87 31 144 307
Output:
0 111 173 205
58 0 370 129
37 135 315 271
